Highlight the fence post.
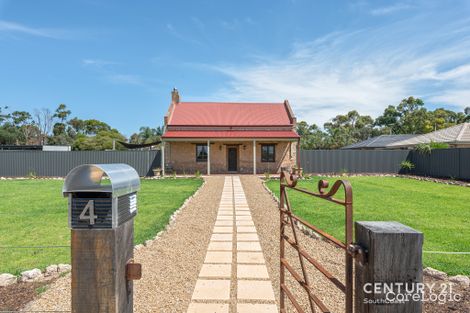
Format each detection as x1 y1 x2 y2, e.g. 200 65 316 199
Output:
355 221 423 313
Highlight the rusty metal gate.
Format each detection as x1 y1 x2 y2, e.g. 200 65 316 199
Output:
279 171 364 313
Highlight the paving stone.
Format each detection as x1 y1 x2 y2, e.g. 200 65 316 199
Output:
199 264 232 278
187 303 229 313
217 216 233 221
237 233 259 241
237 280 275 301
237 241 262 251
237 226 257 233
211 233 233 241
215 220 233 227
213 227 233 233
237 264 269 279
237 303 277 313
235 211 251 216
235 216 252 221
208 241 233 251
237 252 266 264
204 251 233 264
236 220 254 226
217 212 233 217
192 280 231 300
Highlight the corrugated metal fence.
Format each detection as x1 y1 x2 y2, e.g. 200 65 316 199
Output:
300 150 410 174
0 151 161 177
300 149 470 180
0 149 468 180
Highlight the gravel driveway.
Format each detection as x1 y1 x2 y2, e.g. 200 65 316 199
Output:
24 176 224 313
240 176 346 313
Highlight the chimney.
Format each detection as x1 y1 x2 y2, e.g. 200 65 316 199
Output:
171 88 180 104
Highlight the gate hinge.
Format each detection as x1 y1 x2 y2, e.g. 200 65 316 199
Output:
347 244 368 266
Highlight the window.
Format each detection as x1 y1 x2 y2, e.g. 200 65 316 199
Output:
261 144 275 162
196 144 208 162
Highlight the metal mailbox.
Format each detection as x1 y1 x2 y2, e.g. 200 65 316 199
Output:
63 163 140 229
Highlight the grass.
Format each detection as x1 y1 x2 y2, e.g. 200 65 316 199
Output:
0 178 202 274
266 176 470 276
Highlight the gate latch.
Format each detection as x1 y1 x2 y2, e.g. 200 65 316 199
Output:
347 244 368 266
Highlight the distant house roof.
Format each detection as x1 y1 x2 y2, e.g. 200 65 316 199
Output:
167 102 294 126
341 135 417 149
342 123 470 149
388 123 470 147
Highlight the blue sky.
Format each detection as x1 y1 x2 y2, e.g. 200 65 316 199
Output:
1 0 469 136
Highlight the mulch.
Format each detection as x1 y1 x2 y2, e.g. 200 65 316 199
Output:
0 280 51 311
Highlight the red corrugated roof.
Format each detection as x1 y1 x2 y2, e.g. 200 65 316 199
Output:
162 130 300 139
168 102 292 126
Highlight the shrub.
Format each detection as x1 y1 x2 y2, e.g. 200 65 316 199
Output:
430 142 449 149
400 160 415 172
264 172 271 180
415 143 432 155
194 170 201 178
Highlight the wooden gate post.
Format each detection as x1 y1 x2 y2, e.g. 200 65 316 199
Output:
355 221 423 313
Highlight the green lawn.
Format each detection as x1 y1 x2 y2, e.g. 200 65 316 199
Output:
266 176 470 276
0 178 202 274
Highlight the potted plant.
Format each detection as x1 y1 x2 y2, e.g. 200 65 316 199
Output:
152 167 162 177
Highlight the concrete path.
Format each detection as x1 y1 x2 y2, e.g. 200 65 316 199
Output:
187 176 277 313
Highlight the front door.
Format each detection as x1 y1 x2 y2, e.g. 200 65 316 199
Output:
227 147 238 172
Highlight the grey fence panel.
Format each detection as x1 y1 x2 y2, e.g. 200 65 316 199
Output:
460 149 470 179
300 150 410 174
301 149 470 180
0 151 161 177
410 149 467 180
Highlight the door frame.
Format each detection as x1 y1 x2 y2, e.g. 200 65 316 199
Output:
226 145 239 172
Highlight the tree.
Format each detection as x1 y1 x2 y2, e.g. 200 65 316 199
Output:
33 108 54 144
11 111 36 144
375 105 401 134
129 126 163 144
296 121 328 149
324 110 377 148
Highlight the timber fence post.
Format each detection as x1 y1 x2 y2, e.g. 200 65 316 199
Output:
355 221 423 313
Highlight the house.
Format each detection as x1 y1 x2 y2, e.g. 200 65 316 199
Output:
341 135 416 150
160 89 300 175
342 123 470 150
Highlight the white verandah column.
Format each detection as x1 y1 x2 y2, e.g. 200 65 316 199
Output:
161 141 165 176
253 139 256 175
207 139 211 175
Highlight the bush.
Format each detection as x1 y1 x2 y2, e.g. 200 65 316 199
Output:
415 141 449 155
264 172 271 180
194 170 201 178
400 160 415 172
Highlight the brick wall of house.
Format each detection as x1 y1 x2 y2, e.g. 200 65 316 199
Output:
164 141 297 174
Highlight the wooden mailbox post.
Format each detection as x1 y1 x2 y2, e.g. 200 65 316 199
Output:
64 164 142 313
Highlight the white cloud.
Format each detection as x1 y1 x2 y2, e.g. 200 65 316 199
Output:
370 3 413 16
0 20 64 39
206 15 470 126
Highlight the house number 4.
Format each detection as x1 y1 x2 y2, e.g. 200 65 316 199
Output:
80 200 98 225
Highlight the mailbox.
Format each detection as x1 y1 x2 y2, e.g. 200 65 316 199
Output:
63 164 141 313
63 163 140 229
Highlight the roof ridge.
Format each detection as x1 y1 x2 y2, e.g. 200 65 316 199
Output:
455 123 468 141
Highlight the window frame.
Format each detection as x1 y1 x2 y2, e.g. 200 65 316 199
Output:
261 144 276 163
195 144 208 162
